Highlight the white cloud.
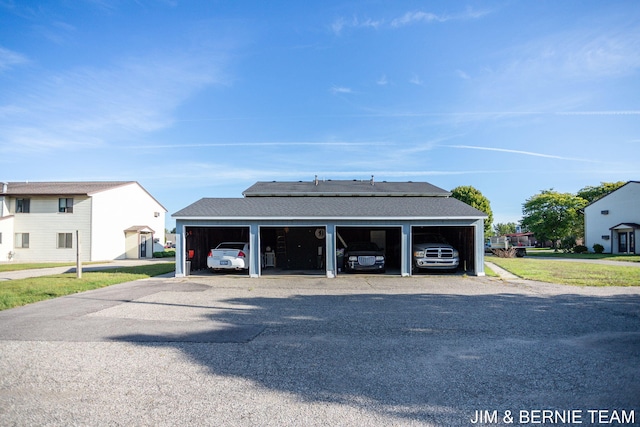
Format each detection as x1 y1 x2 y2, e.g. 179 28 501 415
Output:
456 69 470 80
330 85 353 94
331 16 382 35
483 26 640 91
555 110 640 116
390 7 489 27
448 145 601 163
376 74 389 85
0 46 29 72
0 49 228 151
332 7 488 34
391 11 446 27
409 74 423 86
129 141 389 149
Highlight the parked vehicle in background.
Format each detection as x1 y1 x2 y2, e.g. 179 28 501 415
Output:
344 242 386 273
489 236 530 257
412 233 459 271
207 242 249 271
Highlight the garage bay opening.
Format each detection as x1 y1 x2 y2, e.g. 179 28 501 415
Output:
184 226 250 274
260 227 326 275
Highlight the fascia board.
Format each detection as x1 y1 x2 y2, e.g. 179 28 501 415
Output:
173 215 486 221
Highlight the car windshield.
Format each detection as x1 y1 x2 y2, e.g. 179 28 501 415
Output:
216 243 246 250
414 234 448 244
347 242 380 251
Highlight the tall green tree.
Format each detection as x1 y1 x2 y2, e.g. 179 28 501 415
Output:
494 222 517 236
450 186 493 234
577 181 626 203
520 189 587 250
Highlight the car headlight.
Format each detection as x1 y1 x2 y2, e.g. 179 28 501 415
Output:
453 250 459 257
375 256 384 261
348 256 357 261
414 251 425 258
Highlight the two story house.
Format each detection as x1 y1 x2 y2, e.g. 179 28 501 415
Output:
0 181 166 262
584 181 639 254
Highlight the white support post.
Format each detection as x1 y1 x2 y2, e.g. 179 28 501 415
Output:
475 219 486 276
401 224 412 277
76 230 82 279
325 223 336 278
249 224 260 278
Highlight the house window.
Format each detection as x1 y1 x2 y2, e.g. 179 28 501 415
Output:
15 233 29 248
57 233 73 249
601 210 609 215
16 198 30 213
59 198 74 213
0 232 2 244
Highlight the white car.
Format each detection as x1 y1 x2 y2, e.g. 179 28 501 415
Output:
207 242 249 271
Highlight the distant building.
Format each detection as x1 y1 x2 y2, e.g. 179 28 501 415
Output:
584 181 639 254
0 181 166 262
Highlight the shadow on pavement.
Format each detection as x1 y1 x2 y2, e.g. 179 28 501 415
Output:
112 290 640 424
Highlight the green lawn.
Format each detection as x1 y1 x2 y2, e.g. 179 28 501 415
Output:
0 263 175 310
525 248 640 263
488 257 640 286
0 262 87 273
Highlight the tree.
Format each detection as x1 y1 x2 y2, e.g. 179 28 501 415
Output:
520 189 587 250
494 222 517 236
450 186 493 234
577 181 626 204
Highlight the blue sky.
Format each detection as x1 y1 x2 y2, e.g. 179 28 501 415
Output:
1 1 639 230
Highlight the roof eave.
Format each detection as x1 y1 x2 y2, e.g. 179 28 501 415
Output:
173 215 486 221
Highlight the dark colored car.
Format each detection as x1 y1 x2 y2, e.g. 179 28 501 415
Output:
344 242 385 273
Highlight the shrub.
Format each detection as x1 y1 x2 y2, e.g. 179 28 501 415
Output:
593 243 605 254
154 250 176 258
574 245 588 254
492 248 517 258
560 236 577 253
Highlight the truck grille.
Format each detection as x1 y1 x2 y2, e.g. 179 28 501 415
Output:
425 248 454 258
358 256 376 266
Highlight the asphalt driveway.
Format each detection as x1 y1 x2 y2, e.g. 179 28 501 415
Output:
0 274 639 426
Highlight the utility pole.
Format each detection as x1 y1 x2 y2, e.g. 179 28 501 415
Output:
76 230 82 279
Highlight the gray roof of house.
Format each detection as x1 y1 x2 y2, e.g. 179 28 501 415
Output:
173 196 487 219
2 181 135 195
1 181 167 211
243 180 451 197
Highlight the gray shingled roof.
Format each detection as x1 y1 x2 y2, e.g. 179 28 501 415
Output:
243 180 450 197
3 181 135 195
173 196 487 219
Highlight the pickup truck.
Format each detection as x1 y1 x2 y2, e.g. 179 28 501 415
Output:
412 233 460 271
207 242 249 271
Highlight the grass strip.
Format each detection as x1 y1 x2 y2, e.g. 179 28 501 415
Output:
0 262 86 273
0 263 175 310
525 250 640 263
482 264 499 277
489 257 640 286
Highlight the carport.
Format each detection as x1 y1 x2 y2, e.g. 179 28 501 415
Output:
172 179 487 278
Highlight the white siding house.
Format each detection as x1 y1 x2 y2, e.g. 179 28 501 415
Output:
0 182 166 262
584 181 640 254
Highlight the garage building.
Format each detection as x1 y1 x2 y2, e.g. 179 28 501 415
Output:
172 178 487 277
